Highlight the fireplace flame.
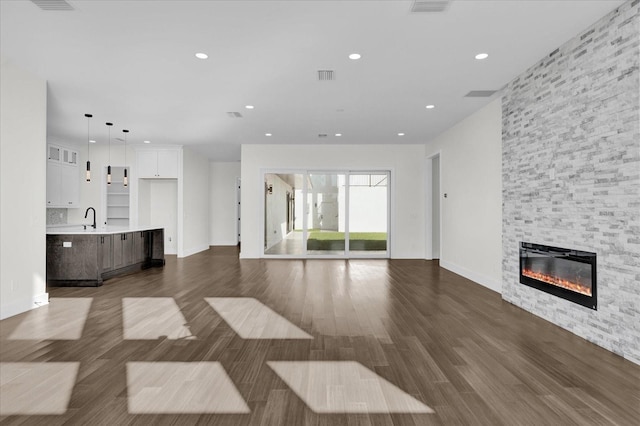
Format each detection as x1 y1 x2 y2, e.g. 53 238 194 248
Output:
522 269 592 296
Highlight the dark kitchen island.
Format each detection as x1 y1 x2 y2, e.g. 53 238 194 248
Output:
46 226 165 287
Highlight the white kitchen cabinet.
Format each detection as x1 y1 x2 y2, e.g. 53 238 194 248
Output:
47 161 79 207
48 144 78 166
47 144 80 208
137 149 179 178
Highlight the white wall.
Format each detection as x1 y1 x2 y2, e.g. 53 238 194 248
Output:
181 147 210 257
1 60 48 319
425 99 502 293
209 161 241 246
241 144 425 258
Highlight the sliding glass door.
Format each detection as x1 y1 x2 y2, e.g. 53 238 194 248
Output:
264 170 389 258
306 173 346 256
348 173 388 256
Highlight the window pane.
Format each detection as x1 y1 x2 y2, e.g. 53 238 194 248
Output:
348 173 388 255
306 173 346 255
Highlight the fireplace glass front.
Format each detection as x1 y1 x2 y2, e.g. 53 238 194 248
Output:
519 242 597 310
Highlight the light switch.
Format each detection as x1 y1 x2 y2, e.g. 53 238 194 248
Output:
63 241 72 248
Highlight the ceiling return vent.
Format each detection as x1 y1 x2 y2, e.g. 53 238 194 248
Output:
464 90 498 98
317 70 335 81
411 0 451 13
30 0 74 11
318 134 328 138
226 112 243 118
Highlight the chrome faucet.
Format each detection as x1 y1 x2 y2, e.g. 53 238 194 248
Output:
84 207 96 230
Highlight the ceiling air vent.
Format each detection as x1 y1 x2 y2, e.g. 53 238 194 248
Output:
226 112 243 118
30 0 74 11
411 0 451 13
464 90 498 98
318 134 328 138
317 70 335 81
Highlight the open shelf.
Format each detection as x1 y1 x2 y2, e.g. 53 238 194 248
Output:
106 167 130 226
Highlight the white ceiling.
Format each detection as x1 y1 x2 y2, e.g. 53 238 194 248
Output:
1 0 625 161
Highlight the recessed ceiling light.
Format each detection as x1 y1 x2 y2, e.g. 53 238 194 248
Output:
335 133 342 137
349 53 361 60
397 133 405 136
195 52 208 59
426 105 435 109
265 133 272 137
143 140 151 144
89 139 96 143
475 53 489 60
245 105 254 109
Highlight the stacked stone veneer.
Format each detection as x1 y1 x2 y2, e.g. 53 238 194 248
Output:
502 0 639 364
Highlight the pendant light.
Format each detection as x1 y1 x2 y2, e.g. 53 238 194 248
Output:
122 129 129 187
106 122 113 185
85 113 93 182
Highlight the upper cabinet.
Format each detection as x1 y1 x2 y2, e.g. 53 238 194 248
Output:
136 149 179 178
47 144 80 208
48 145 78 166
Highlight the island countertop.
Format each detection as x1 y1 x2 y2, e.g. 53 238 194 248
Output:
46 225 164 235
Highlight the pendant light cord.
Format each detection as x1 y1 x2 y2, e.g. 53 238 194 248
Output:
87 118 90 157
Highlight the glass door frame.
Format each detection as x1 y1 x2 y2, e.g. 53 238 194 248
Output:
261 169 390 259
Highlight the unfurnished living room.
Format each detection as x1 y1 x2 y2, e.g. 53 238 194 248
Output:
0 0 639 425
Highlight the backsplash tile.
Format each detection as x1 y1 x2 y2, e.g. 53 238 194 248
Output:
46 208 67 225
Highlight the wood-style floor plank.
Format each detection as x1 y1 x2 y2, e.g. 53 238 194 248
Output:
1 246 639 425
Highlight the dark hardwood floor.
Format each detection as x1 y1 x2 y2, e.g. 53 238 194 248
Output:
1 246 639 425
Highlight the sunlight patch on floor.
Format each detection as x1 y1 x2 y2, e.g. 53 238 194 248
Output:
205 297 312 339
122 297 194 340
267 361 434 414
126 362 250 414
0 362 79 415
8 298 92 340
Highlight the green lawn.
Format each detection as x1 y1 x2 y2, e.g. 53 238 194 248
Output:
306 231 387 251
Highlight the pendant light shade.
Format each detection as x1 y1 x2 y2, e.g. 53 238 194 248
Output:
106 122 113 185
122 129 129 187
85 113 93 182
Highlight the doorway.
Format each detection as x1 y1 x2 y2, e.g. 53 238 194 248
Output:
138 179 178 255
263 171 389 258
426 153 441 260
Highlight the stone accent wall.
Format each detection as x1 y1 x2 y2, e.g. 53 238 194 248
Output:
502 0 640 364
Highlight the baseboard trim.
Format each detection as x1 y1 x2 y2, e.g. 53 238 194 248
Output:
180 244 210 258
439 260 502 294
0 292 49 320
210 240 239 246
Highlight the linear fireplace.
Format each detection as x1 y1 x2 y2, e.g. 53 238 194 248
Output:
520 242 597 310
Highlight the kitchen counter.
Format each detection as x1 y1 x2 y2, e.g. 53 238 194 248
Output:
47 225 164 235
46 227 165 287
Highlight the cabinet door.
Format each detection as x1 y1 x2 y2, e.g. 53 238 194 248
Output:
137 151 158 178
48 145 61 161
62 148 78 166
101 235 113 272
133 231 146 263
157 150 178 178
47 162 62 206
60 165 79 207
113 234 125 269
123 233 135 266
